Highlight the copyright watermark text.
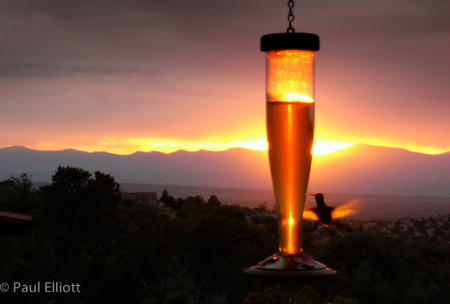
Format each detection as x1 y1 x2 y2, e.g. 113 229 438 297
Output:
0 282 81 293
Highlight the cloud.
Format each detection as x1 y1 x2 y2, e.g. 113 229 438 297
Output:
0 0 449 153
0 62 159 78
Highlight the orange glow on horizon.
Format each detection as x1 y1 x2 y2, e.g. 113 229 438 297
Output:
312 141 355 155
356 139 448 155
402 147 447 155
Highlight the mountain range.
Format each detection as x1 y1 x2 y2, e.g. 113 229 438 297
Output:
1 144 449 197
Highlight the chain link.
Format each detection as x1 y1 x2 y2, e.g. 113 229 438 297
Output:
287 0 295 33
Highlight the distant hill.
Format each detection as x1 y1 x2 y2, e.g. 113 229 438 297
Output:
309 144 450 196
0 146 271 189
1 144 450 197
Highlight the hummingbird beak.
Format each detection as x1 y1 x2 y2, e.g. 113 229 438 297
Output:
306 193 315 196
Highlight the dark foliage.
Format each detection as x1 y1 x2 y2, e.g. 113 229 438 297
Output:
1 168 450 303
0 173 40 214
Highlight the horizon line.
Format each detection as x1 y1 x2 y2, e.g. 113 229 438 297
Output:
1 143 449 157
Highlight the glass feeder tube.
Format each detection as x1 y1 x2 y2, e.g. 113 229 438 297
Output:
245 32 336 278
262 33 319 256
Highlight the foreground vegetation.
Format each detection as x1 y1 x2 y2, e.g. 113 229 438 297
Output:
1 167 450 304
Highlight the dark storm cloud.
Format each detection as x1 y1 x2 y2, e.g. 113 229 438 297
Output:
2 0 448 43
0 62 158 78
0 0 275 74
309 1 450 46
1 0 447 81
0 0 273 34
2 0 446 67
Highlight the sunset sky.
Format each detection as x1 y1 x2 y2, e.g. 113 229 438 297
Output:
1 0 449 155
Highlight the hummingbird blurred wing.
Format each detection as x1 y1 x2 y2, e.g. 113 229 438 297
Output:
303 208 318 221
331 199 363 219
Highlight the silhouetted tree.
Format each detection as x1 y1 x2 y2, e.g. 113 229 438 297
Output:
207 195 221 207
160 189 181 210
0 173 39 214
37 166 122 254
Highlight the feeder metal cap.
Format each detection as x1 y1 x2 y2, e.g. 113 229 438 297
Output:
261 33 320 52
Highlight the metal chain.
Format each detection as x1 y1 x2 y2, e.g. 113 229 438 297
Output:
287 0 295 33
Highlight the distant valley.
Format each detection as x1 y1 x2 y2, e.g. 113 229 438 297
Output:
117 183 450 219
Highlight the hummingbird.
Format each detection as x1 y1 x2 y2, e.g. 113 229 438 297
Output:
303 193 362 226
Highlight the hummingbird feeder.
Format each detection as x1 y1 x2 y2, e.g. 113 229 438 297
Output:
245 0 336 278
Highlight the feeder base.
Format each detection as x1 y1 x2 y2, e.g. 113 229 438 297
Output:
245 253 336 277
